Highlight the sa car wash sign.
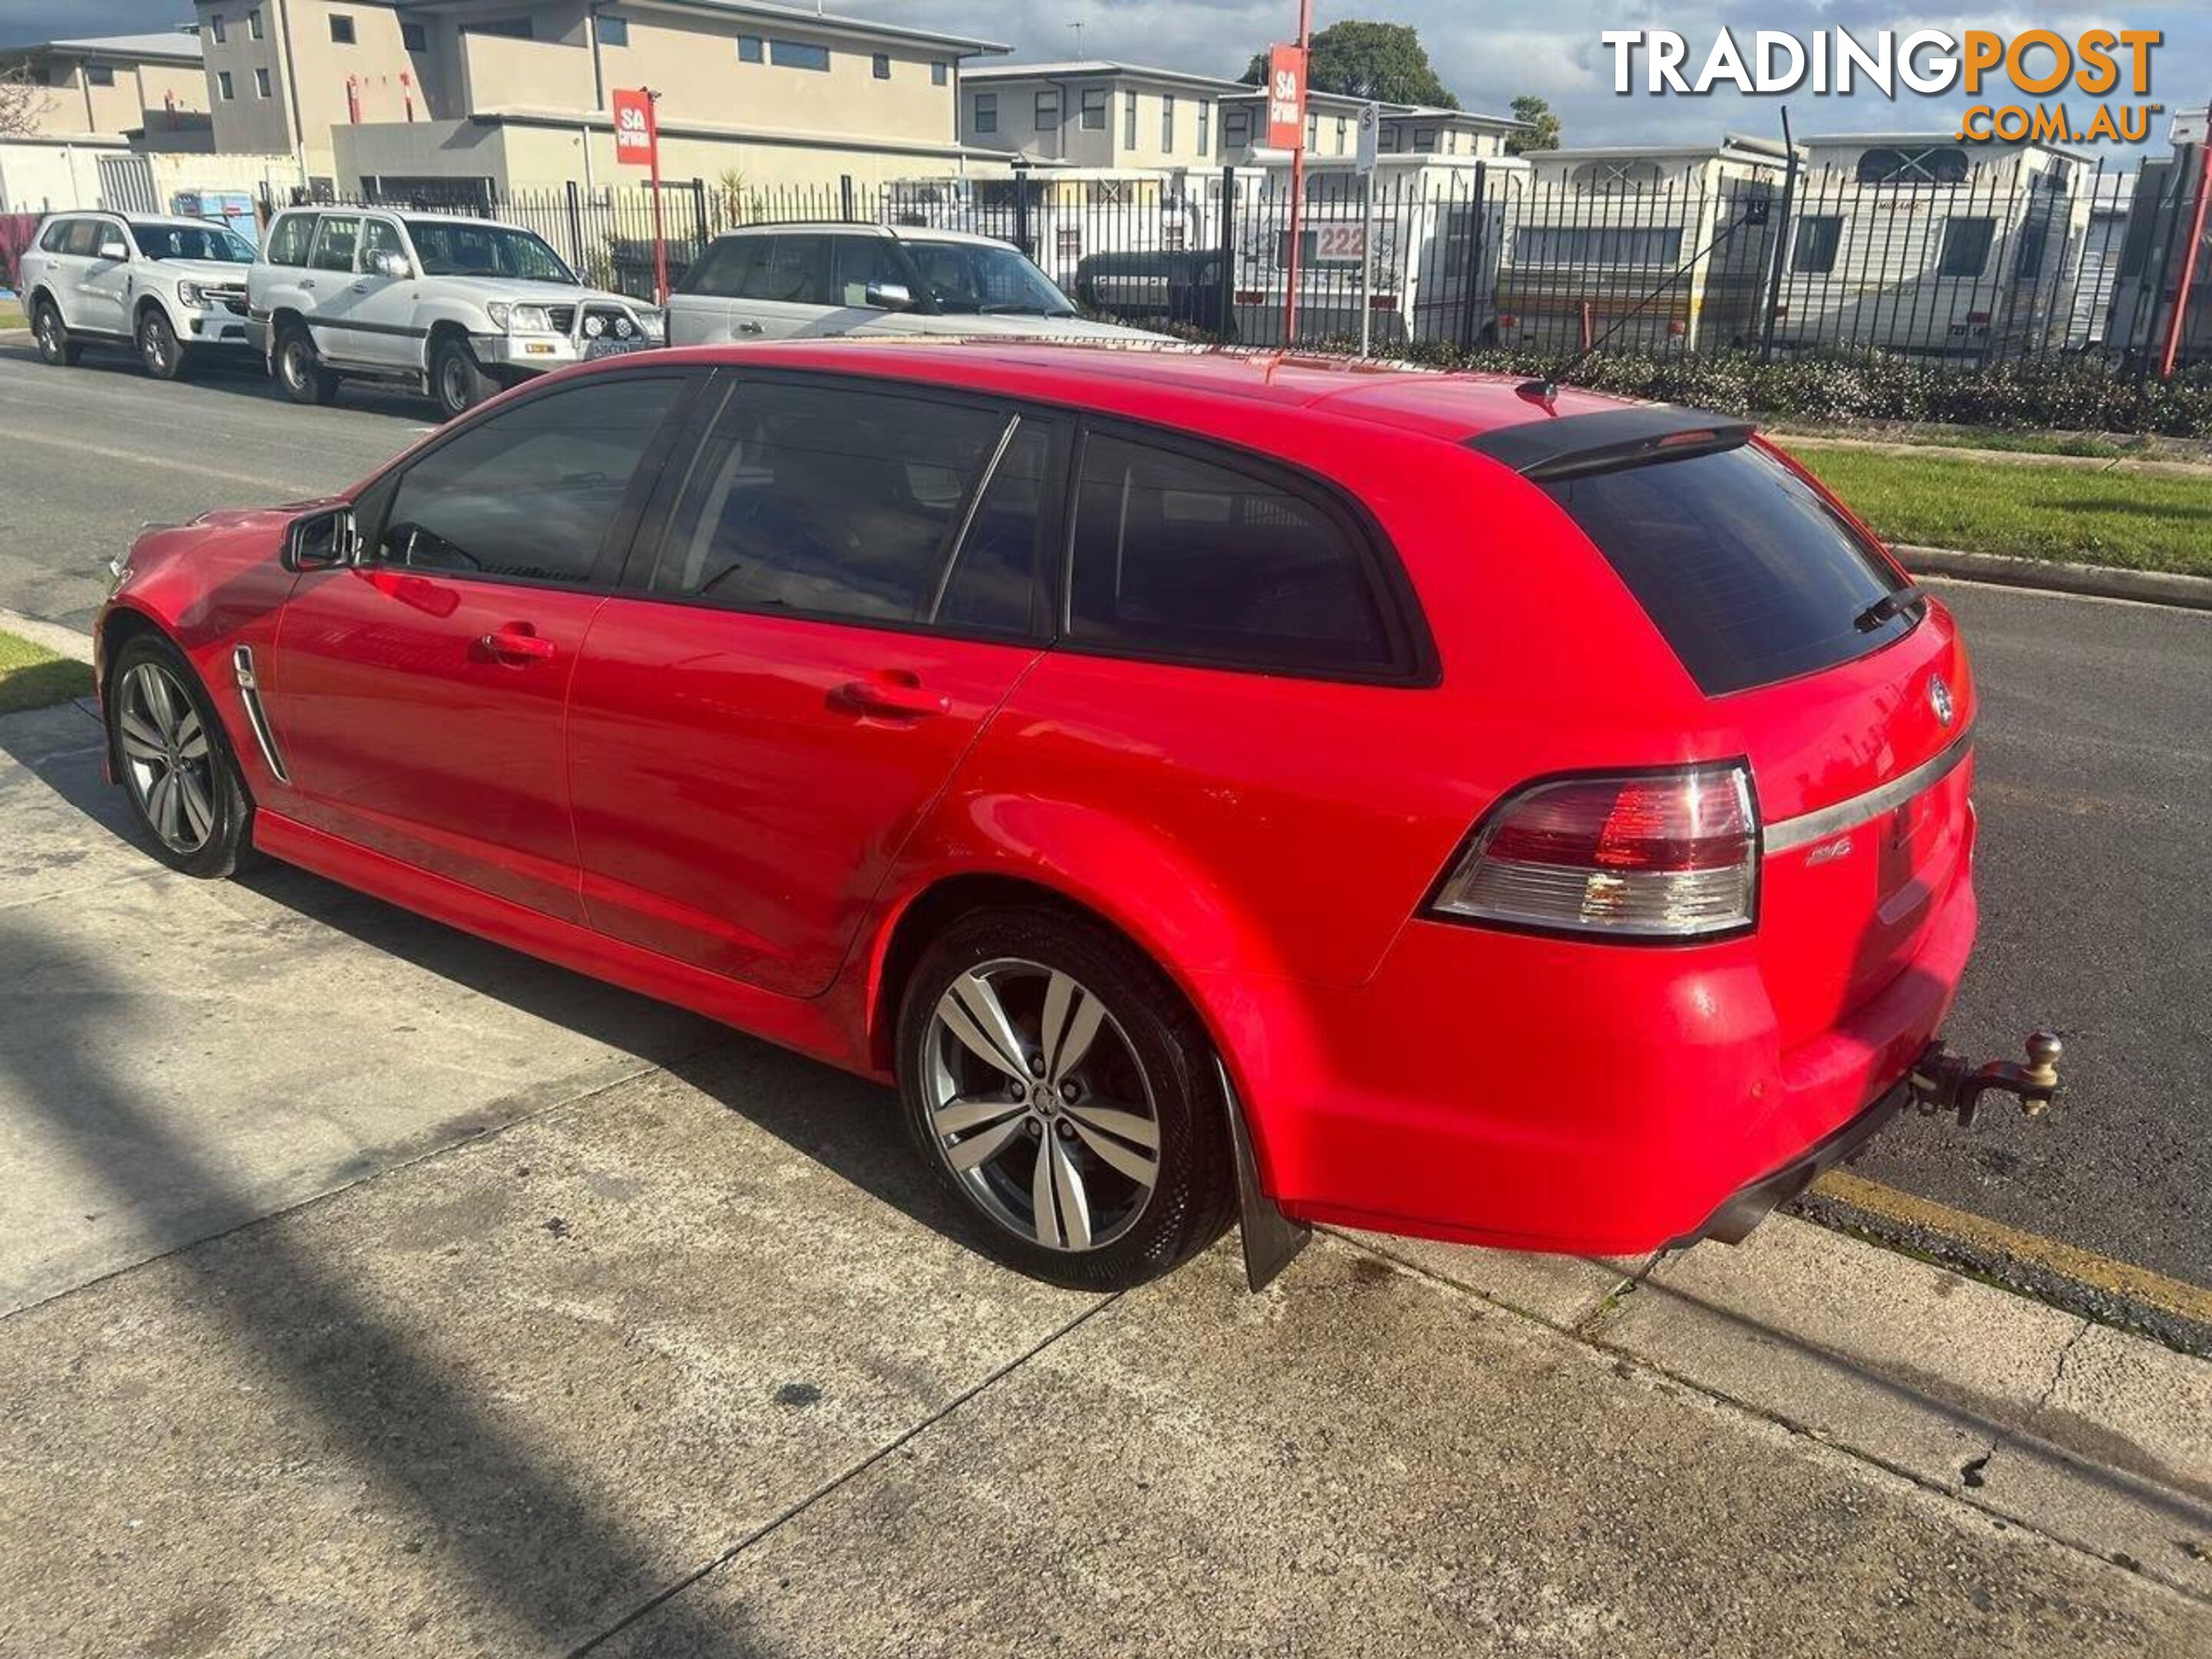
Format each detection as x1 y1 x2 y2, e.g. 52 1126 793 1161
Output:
1267 44 1307 151
613 86 658 168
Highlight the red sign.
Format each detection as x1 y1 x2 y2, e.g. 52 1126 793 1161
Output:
1266 45 1307 151
613 87 658 168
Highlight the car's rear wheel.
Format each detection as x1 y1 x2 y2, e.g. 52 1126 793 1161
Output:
33 299 81 366
898 909 1234 1290
276 323 338 406
138 308 189 380
108 634 255 880
432 336 494 420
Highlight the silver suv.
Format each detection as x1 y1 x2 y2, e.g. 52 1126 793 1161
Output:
21 212 258 380
250 207 664 419
667 223 1158 346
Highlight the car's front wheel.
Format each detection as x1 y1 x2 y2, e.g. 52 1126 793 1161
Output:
32 299 81 366
108 633 255 879
898 908 1235 1290
276 323 339 406
432 336 495 420
138 307 190 381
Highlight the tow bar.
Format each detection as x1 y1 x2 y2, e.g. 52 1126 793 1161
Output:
1908 1030 2065 1128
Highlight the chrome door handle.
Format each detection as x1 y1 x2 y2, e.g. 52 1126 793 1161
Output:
300 279 317 290
352 281 369 293
737 321 764 335
480 628 557 664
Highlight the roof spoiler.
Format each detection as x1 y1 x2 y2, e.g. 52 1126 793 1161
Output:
1466 406 1757 482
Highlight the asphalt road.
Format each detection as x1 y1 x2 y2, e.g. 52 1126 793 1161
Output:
1 339 2205 1287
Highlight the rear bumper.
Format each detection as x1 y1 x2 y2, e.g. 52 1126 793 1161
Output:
1214 863 1976 1257
1669 1078 1909 1249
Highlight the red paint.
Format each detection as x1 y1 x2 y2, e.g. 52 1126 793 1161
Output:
97 343 1985 1255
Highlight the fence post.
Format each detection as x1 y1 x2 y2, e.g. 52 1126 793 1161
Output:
839 173 854 224
565 179 584 275
1458 161 1488 352
1217 165 1237 340
1759 108 1799 363
1012 162 1032 261
690 178 709 259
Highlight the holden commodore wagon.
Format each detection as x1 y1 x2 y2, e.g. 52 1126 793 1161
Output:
94 341 2055 1291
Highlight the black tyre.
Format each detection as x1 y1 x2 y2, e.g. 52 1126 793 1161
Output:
276 323 338 406
138 306 190 381
32 298 81 366
898 908 1235 1290
107 632 257 880
432 336 495 420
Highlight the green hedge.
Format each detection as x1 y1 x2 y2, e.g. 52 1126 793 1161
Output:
1313 338 2212 439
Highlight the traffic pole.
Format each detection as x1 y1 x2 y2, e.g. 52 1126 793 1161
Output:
646 88 669 307
1358 169 1376 356
1282 0 1312 346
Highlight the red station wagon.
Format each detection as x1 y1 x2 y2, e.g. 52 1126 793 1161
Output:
96 342 2038 1291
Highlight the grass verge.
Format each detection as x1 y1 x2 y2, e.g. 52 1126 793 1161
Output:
0 299 25 332
1800 448 2212 578
0 631 93 716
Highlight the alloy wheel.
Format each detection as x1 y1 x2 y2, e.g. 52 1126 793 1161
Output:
141 315 172 374
36 308 61 359
117 661 217 855
921 959 1161 1253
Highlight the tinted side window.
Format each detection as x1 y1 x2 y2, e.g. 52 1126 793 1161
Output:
651 381 1014 624
267 214 316 267
376 378 683 585
62 220 104 257
1938 217 1995 279
937 419 1051 635
38 219 71 253
832 236 908 306
683 237 759 296
737 234 833 305
309 214 361 273
1068 435 1395 673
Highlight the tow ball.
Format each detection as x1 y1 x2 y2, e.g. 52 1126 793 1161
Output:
1909 1031 2064 1129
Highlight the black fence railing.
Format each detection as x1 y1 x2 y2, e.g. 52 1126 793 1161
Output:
268 155 2207 371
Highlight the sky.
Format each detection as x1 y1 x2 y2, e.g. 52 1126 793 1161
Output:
3 0 2204 159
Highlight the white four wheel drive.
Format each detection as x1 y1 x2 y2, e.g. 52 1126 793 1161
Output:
666 222 1163 347
248 207 664 419
20 212 260 382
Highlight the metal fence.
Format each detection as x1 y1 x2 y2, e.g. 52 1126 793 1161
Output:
290 151 2205 371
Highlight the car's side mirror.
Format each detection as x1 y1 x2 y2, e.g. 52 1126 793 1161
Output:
368 249 412 280
98 240 131 263
285 507 359 571
865 280 914 312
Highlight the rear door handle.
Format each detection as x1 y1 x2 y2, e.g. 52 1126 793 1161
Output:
833 677 949 719
352 281 369 293
481 627 556 664
736 321 764 335
300 279 317 290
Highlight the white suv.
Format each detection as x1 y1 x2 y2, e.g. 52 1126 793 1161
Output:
666 224 1158 347
21 212 258 380
250 207 664 419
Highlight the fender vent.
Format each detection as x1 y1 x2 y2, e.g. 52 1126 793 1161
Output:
231 646 290 784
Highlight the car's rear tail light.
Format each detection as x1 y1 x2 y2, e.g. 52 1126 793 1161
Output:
1498 312 1520 329
1429 764 1757 939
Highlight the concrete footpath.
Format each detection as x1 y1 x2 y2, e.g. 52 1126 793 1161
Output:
2 703 2208 1656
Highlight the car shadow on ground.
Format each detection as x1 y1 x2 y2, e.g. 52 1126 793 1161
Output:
0 339 441 422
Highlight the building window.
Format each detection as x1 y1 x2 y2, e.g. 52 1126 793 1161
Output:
932 60 946 86
1792 216 1843 274
248 8 263 40
210 15 226 44
1035 88 1059 130
973 91 996 134
86 64 117 87
1123 90 1136 148
599 15 629 48
217 69 234 100
1335 116 1346 154
1081 87 1106 130
1161 93 1174 152
770 38 829 71
254 66 271 98
329 15 355 44
873 53 890 79
737 35 763 63
1305 111 1316 151
1197 100 1210 156
1412 125 1435 151
1223 106 1249 147
402 21 427 51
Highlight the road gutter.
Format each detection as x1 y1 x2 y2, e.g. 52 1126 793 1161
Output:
1897 545 2212 611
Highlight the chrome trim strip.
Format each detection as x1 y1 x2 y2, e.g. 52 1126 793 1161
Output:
231 645 291 786
1761 727 1973 856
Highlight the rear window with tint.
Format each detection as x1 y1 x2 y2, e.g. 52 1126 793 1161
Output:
1542 445 1912 697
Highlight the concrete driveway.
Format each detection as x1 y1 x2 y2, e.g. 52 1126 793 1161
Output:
2 695 2208 1656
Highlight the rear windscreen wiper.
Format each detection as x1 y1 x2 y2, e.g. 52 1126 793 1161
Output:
1854 585 1930 632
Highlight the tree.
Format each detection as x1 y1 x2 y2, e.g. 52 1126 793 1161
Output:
0 63 55 139
1241 21 1459 110
1505 94 1563 155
